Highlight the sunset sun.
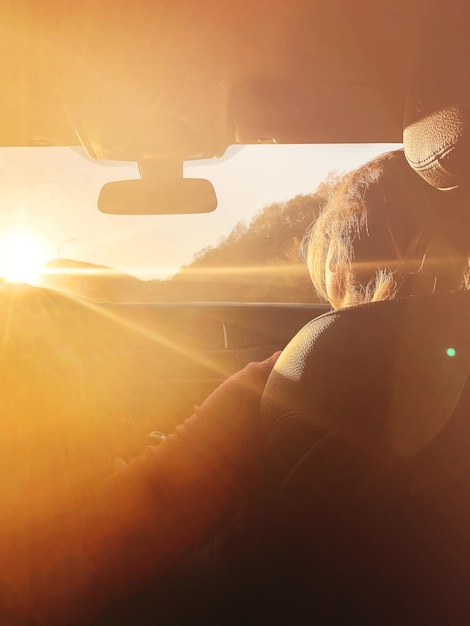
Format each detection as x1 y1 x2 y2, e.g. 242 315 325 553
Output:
0 227 51 285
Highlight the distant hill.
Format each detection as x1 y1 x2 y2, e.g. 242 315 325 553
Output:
38 258 171 303
170 172 343 303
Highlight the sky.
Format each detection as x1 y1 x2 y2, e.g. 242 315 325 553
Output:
0 143 400 280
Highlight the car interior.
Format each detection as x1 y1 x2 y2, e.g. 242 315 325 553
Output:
0 0 469 624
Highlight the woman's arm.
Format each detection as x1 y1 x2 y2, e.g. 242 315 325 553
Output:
80 352 280 614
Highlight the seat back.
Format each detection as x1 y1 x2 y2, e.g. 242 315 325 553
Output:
257 291 470 623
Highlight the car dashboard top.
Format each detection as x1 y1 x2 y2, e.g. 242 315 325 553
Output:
0 283 328 459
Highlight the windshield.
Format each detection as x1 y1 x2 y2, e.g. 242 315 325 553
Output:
0 143 400 303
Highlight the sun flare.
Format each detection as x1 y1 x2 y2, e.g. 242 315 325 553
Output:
0 227 51 285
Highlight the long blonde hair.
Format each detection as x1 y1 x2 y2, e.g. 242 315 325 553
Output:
307 150 470 309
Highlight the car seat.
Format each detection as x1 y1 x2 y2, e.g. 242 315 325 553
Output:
255 291 470 625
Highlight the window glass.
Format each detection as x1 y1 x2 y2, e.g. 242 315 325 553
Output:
0 144 400 302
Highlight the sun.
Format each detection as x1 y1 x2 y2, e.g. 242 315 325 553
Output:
0 227 51 285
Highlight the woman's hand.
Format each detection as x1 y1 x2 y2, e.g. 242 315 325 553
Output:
194 351 282 427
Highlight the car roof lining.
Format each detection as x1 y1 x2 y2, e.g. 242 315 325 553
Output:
0 0 425 158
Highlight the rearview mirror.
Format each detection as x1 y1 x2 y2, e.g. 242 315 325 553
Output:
98 158 217 214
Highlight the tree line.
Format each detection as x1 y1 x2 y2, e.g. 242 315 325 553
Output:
169 172 342 302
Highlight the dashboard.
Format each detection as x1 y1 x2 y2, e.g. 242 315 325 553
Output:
0 283 328 463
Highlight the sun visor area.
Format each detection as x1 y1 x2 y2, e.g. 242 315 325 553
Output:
52 0 420 160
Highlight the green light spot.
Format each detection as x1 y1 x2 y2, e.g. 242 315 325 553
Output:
446 348 456 358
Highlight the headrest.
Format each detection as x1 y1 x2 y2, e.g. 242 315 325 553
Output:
261 291 470 457
403 0 470 190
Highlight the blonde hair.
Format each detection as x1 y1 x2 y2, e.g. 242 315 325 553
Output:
307 150 470 309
